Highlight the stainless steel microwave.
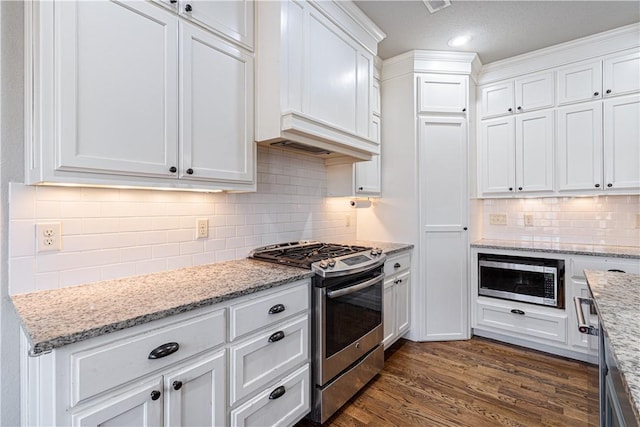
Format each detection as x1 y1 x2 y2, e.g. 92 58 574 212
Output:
478 253 565 308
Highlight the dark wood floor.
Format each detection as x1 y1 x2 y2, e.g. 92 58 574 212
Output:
298 337 599 426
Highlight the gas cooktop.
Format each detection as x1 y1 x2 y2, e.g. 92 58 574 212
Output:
249 241 385 277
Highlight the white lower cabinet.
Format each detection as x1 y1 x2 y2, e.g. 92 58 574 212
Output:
382 251 411 349
21 280 311 427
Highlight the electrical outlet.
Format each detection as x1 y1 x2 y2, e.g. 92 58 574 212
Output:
489 214 507 225
636 214 640 229
196 218 209 238
37 223 61 252
524 214 534 227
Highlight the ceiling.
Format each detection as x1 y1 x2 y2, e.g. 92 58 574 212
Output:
354 1 640 64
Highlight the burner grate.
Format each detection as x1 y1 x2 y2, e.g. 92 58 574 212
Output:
250 242 370 268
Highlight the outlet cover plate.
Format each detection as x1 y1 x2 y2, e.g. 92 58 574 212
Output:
37 223 61 252
196 219 209 238
489 214 507 226
524 214 534 226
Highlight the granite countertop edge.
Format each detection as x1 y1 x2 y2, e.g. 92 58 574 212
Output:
585 270 640 423
471 239 640 259
14 241 414 356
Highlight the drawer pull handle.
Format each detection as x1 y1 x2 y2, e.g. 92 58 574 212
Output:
269 386 286 400
268 331 285 343
394 262 401 269
607 269 625 273
510 309 525 315
172 380 183 391
150 390 161 401
268 303 285 315
148 342 180 359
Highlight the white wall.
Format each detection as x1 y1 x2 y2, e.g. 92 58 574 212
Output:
482 195 640 246
9 146 357 295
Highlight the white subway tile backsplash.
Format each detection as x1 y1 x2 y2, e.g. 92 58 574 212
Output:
8 147 356 295
482 196 640 247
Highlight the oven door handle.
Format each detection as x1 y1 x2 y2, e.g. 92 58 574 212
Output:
326 274 385 299
573 296 599 336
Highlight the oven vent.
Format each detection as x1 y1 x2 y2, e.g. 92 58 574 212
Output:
423 0 451 14
270 140 332 155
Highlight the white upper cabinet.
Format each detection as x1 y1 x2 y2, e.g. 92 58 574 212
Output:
55 1 179 178
557 60 603 105
180 23 254 183
480 111 554 196
26 0 255 191
355 155 381 195
418 74 468 114
603 50 640 97
255 0 385 160
480 72 554 118
603 95 640 191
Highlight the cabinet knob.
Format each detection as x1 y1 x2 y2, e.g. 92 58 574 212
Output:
186 168 194 175
150 390 161 401
169 0 177 3
462 108 466 112
172 380 183 391
169 166 177 173
185 4 192 12
518 187 523 191
393 262 401 269
268 303 285 314
463 227 468 231
606 89 612 94
268 331 285 343
593 91 599 96
508 187 513 191
269 386 286 400
595 183 600 188
607 183 613 188
508 108 513 112
510 309 525 315
358 186 364 191
517 106 522 111
148 342 180 359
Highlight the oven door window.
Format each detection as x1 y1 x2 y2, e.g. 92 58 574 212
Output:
325 277 382 358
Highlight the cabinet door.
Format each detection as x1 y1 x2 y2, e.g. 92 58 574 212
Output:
603 95 640 190
355 155 381 195
514 71 555 112
56 0 178 177
557 60 603 105
480 117 515 195
180 23 255 183
557 102 603 192
515 111 554 193
164 350 226 427
71 378 163 427
178 0 254 50
395 271 411 337
305 8 372 138
419 116 469 340
418 74 468 114
480 81 514 118
603 50 640 97
382 278 396 349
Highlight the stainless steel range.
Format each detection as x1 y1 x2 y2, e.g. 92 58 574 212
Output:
249 241 386 423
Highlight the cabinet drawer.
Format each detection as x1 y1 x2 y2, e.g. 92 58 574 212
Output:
384 252 411 276
476 300 567 343
229 282 309 340
571 257 640 278
230 314 309 405
68 308 225 406
230 364 310 427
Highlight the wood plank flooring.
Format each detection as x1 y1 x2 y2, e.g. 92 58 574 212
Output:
297 337 599 426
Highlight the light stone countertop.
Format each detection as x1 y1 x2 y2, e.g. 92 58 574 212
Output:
585 270 640 423
12 259 314 355
472 239 640 259
12 241 414 356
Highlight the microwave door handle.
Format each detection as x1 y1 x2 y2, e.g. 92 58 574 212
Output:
327 274 385 299
573 297 599 336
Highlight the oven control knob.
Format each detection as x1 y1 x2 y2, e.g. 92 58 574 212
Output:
370 250 377 256
328 258 336 267
319 260 329 269
375 248 383 255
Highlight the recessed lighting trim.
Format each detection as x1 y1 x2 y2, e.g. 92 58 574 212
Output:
448 35 471 47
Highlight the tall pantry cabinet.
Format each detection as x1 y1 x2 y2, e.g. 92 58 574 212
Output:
357 51 480 341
